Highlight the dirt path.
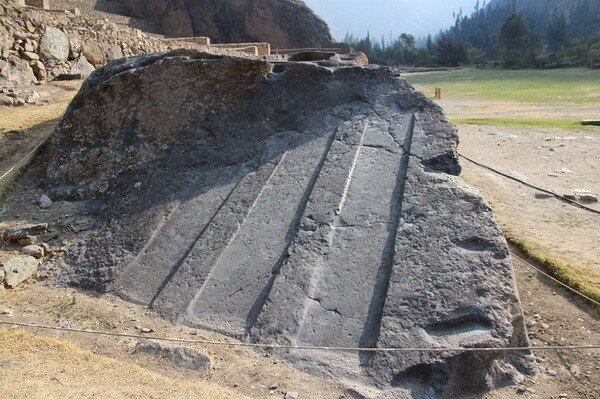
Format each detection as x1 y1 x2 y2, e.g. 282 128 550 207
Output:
437 98 600 121
457 123 600 301
485 248 599 398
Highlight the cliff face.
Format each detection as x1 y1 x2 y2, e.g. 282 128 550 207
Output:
120 0 334 48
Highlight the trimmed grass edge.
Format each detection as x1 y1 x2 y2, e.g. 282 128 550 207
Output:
505 231 600 304
451 117 592 129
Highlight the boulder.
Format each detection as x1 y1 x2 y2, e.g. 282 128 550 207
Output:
106 45 124 62
41 50 532 396
82 42 105 66
39 27 69 62
0 55 37 85
135 339 212 371
70 55 95 77
2 256 38 288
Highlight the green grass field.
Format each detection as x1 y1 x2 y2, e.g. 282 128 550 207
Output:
449 117 591 129
405 68 600 105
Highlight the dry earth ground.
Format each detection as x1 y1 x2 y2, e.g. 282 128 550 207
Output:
459 124 600 300
0 249 597 398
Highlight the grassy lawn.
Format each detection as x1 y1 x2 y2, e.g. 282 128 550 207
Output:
450 117 590 129
405 68 600 105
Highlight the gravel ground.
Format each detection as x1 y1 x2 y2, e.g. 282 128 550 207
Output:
458 124 600 300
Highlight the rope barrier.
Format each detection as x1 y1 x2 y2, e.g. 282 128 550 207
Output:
1 320 599 353
459 153 600 216
0 139 48 182
509 250 600 307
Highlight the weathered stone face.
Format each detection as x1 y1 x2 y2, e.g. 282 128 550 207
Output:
0 55 37 85
46 50 533 397
39 26 69 62
119 0 334 48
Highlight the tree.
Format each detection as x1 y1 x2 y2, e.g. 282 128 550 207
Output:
570 0 595 39
499 13 538 67
468 47 486 67
355 32 373 54
435 35 467 67
426 35 434 56
547 11 568 52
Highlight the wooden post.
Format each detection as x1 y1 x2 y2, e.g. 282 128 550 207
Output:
434 88 442 99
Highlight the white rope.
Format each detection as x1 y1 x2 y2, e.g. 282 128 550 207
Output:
459 153 600 215
1 320 599 353
509 250 600 307
0 139 48 182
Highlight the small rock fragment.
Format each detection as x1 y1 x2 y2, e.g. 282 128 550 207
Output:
547 369 558 376
0 360 20 368
21 245 44 258
135 339 212 371
285 392 299 399
565 189 598 203
38 194 52 208
17 236 34 246
2 224 48 241
2 256 38 288
0 308 14 316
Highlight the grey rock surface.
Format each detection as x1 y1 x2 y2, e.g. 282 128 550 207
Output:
0 55 37 85
2 223 47 241
2 256 38 288
39 26 69 62
135 339 212 371
40 50 532 397
70 55 95 78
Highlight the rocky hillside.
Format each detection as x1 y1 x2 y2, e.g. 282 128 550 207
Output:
118 0 333 48
0 0 215 106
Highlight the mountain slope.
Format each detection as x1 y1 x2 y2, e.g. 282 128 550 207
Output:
118 0 334 48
